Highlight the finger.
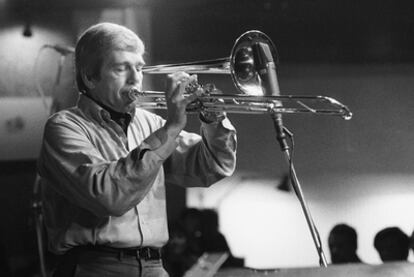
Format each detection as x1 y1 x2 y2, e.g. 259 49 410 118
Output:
172 72 190 85
168 83 186 105
166 73 186 99
187 74 197 84
181 74 199 93
184 91 200 104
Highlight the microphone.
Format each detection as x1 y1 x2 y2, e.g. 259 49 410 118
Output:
252 42 289 151
252 41 280 96
44 44 75 55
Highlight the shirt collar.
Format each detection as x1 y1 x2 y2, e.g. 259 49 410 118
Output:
77 93 135 125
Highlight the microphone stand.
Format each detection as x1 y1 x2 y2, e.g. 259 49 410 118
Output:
32 176 47 277
50 54 67 114
253 42 328 267
272 113 328 267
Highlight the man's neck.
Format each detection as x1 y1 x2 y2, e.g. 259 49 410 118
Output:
83 92 132 134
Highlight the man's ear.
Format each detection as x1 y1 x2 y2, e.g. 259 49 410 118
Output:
81 70 96 89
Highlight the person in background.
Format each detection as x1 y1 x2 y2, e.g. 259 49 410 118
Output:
328 223 363 264
163 208 243 277
162 208 204 277
374 227 409 262
199 209 244 268
410 230 414 257
37 22 237 277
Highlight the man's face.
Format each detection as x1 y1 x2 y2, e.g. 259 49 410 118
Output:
89 49 145 113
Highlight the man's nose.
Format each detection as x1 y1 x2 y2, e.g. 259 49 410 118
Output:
127 68 142 85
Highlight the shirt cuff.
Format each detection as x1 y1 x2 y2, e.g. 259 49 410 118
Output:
199 111 226 124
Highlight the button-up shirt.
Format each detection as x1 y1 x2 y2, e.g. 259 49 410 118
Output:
37 94 237 254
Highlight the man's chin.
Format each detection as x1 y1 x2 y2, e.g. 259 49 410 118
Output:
124 101 136 113
111 102 134 113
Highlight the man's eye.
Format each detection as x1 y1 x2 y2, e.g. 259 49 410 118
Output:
115 67 126 72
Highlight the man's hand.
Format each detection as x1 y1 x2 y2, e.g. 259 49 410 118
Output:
199 83 226 123
164 72 200 136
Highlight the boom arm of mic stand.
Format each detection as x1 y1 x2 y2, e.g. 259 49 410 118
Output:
271 114 328 267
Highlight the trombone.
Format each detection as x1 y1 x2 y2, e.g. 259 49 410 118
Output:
130 30 352 120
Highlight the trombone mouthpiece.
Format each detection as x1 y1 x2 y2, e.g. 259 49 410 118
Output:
127 87 144 101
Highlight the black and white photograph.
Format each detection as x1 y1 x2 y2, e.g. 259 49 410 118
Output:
0 1 413 276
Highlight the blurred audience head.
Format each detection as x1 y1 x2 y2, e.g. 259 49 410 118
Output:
410 230 414 254
374 226 409 262
328 223 361 264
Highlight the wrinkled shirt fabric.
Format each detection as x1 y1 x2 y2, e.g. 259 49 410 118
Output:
38 94 237 254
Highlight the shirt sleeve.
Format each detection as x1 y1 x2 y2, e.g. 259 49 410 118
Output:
164 117 237 188
37 112 174 218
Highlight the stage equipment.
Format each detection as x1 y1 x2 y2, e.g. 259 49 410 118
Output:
133 30 354 268
214 262 414 277
43 44 75 55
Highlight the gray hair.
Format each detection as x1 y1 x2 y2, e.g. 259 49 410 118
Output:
75 22 145 93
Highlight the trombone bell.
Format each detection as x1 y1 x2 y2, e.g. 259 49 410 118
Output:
142 30 276 97
230 30 278 96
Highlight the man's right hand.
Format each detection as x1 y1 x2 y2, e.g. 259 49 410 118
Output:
164 72 200 137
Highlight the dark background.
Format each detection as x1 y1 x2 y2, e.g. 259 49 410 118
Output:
7 0 414 63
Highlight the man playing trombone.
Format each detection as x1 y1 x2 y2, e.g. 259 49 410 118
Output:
37 22 237 277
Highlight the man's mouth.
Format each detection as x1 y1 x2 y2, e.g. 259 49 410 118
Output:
122 87 141 102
